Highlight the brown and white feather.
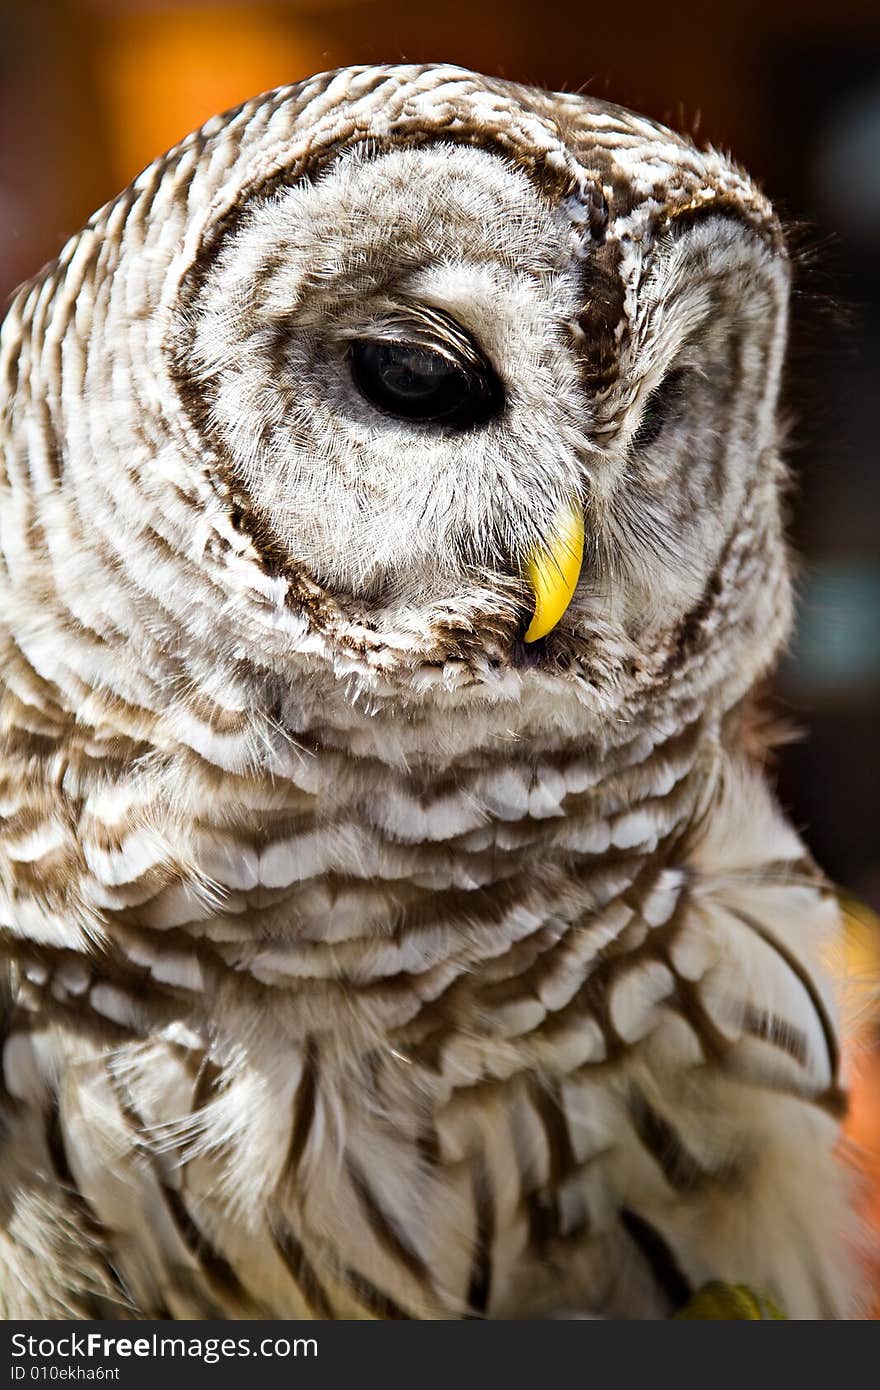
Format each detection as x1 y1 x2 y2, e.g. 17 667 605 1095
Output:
0 64 859 1318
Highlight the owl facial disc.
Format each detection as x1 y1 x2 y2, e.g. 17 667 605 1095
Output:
523 501 585 642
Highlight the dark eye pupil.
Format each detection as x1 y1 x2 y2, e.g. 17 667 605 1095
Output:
633 399 664 450
350 340 501 427
632 368 689 451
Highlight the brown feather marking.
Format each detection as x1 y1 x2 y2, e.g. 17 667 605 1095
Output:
742 1005 809 1068
270 1213 335 1319
628 1085 716 1192
341 1264 415 1320
723 904 840 1083
347 1155 431 1287
528 1076 577 1184
282 1034 319 1181
466 1151 495 1316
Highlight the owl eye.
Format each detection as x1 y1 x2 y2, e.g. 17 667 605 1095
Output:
350 340 502 428
631 368 689 451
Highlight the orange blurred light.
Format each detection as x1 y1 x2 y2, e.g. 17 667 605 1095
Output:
89 4 331 185
841 898 880 1317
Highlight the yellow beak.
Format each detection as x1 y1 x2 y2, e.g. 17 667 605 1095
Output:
523 500 585 643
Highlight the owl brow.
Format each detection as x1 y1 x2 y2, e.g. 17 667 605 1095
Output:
335 304 488 370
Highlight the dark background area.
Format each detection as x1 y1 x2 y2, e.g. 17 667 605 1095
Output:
1 0 878 1304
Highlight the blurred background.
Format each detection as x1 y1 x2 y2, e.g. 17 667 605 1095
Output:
0 0 878 1305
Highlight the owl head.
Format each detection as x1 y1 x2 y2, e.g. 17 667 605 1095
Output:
0 64 794 757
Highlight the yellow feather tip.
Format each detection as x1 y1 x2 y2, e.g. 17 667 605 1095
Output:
523 501 585 643
674 1282 787 1320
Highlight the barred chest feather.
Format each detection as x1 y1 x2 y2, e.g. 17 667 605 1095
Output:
0 692 853 1320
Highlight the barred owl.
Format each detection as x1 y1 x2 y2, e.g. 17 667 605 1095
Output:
0 64 859 1319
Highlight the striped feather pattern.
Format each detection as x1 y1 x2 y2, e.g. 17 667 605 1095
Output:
0 64 858 1317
